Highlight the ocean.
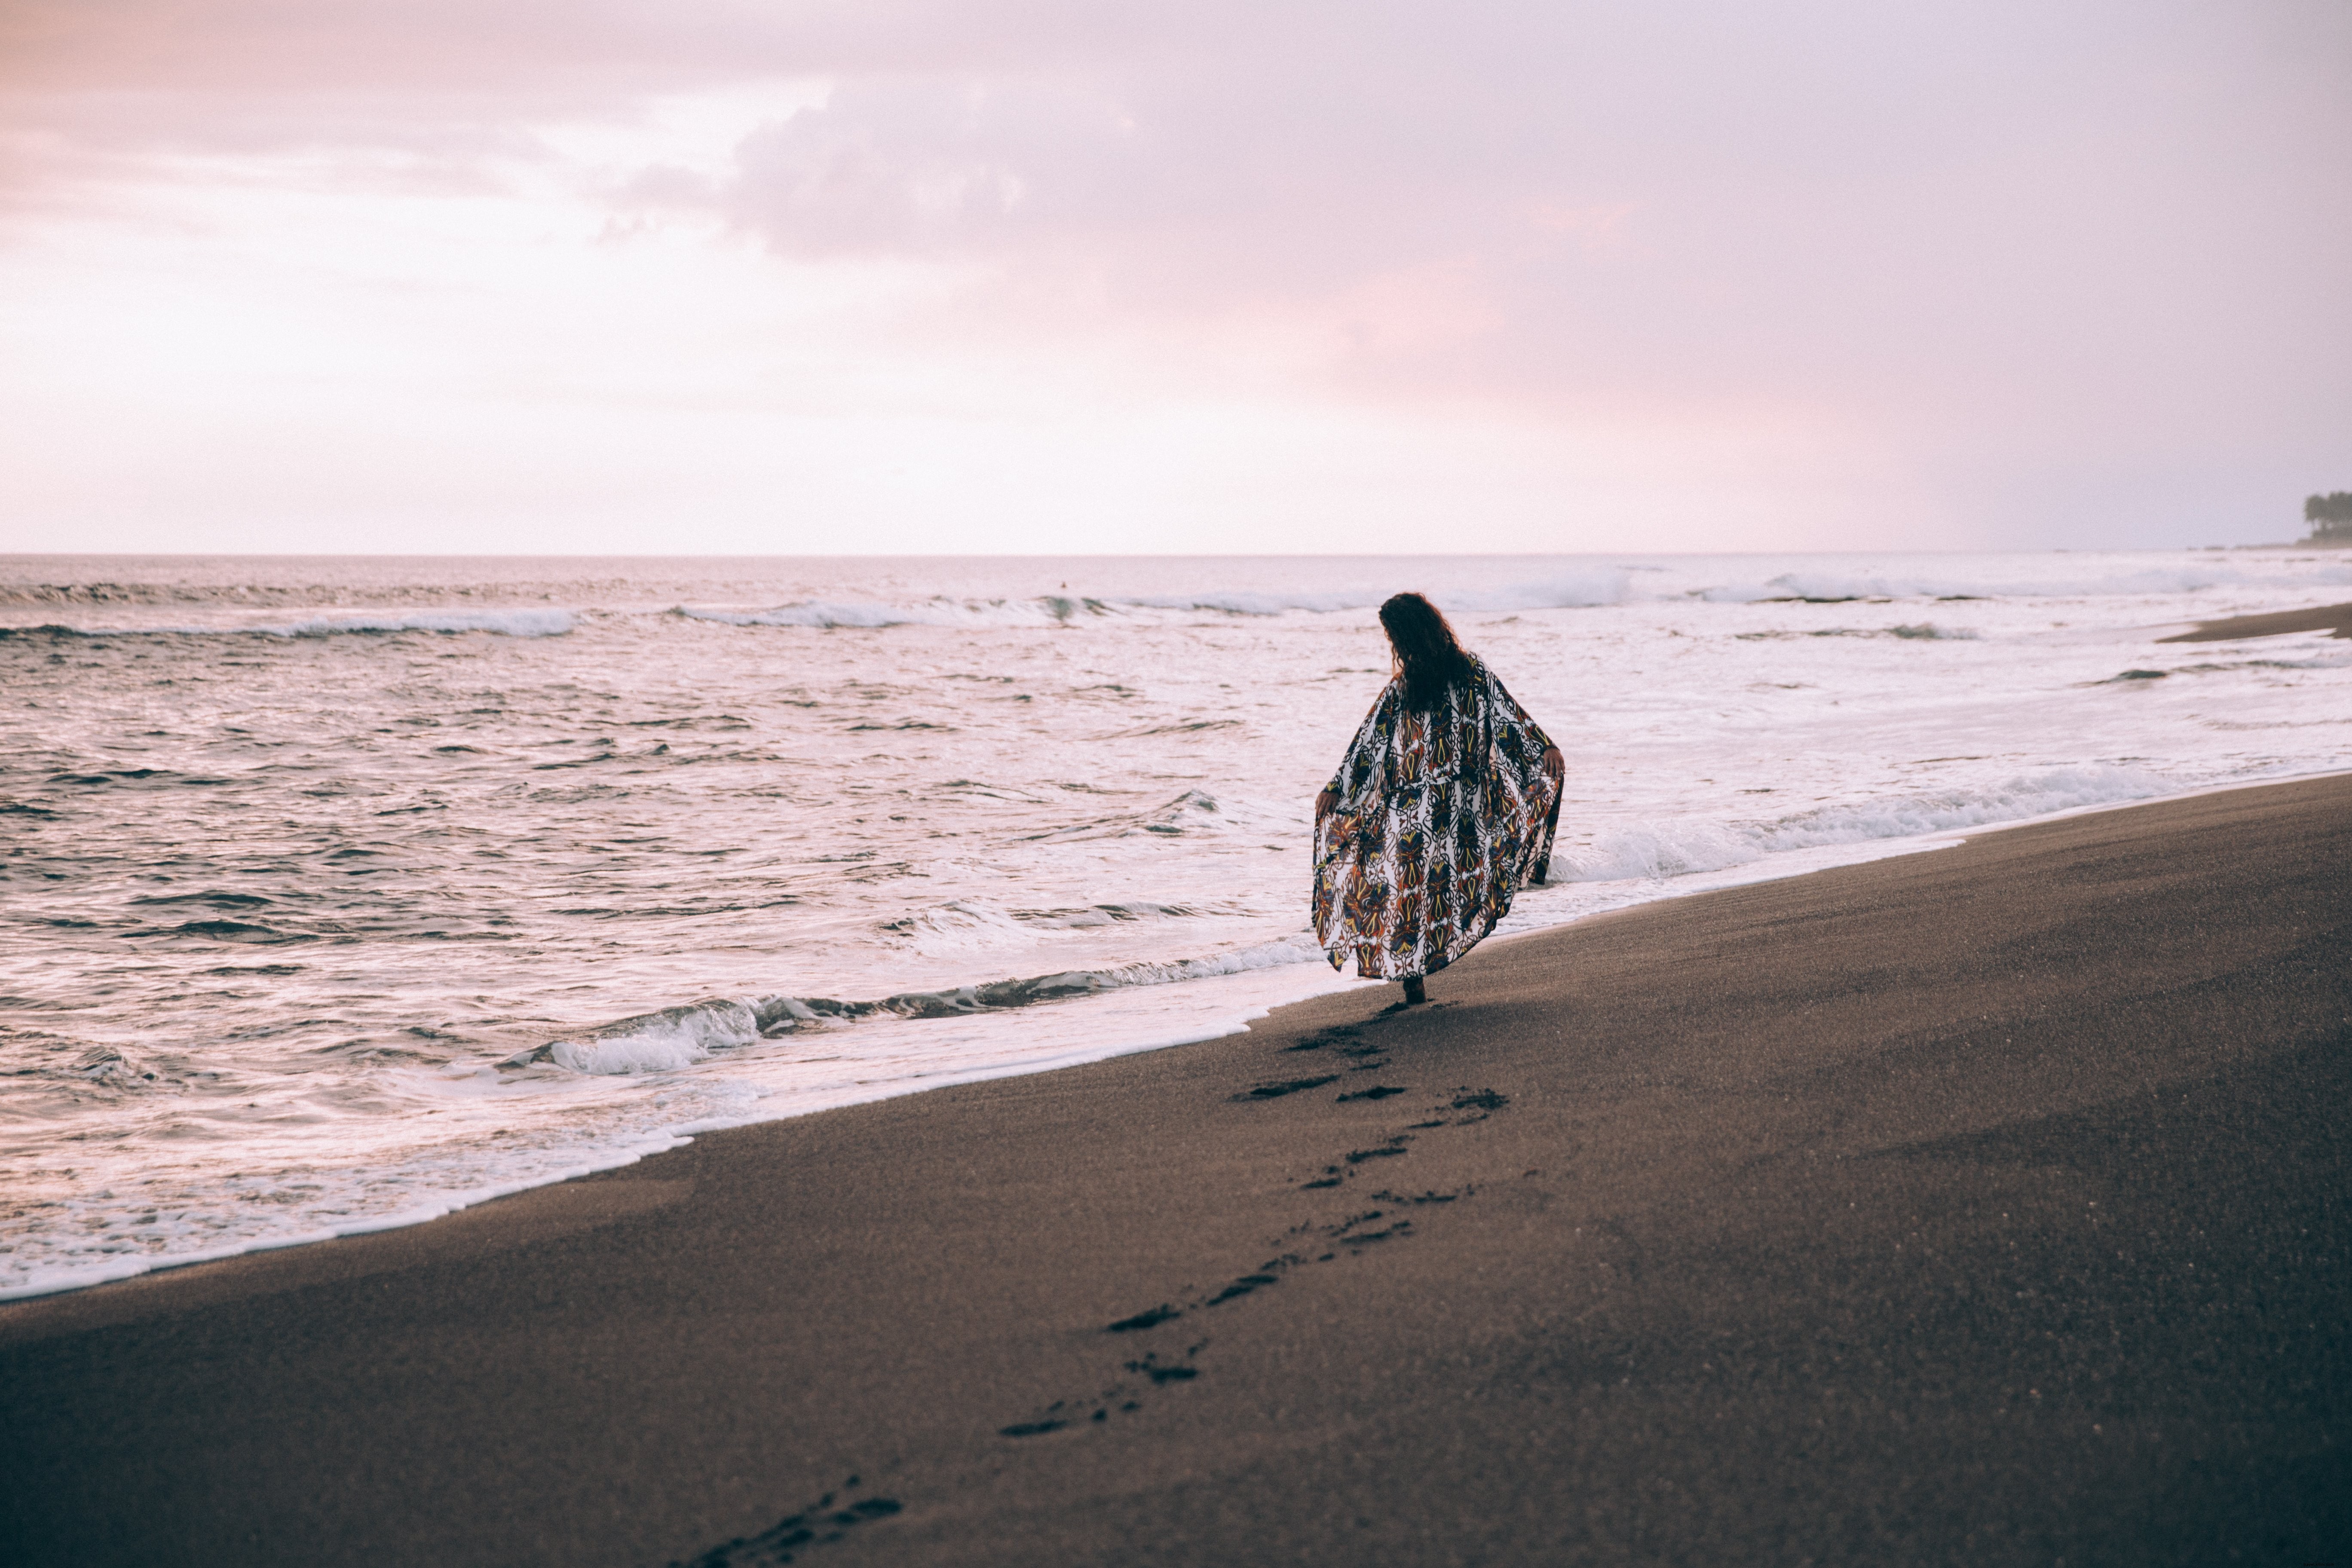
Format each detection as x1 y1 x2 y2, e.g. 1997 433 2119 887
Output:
3 550 2346 1300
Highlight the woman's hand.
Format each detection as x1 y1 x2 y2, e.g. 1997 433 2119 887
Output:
1541 746 1564 785
1315 789 1338 820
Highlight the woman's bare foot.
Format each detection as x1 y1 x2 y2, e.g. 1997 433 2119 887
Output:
1401 974 1426 1005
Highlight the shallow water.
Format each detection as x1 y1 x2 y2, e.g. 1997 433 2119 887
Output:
3 550 2346 1298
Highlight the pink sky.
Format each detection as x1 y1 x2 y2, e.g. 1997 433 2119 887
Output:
1 0 2346 554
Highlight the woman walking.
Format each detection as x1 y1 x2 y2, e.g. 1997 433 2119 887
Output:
1313 593 1565 1005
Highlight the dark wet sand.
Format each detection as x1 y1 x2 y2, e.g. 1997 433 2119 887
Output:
5 776 2348 1568
2158 600 2352 641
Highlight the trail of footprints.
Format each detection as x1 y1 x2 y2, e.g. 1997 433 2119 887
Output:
998 1015 1511 1440
664 1014 1515 1563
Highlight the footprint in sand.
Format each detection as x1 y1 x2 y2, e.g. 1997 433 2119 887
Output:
1008 1070 1518 1446
667 1476 900 1568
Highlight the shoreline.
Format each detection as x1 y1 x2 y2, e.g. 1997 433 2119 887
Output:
3 773 2346 1566
11 556 2349 1311
9 767 2341 1307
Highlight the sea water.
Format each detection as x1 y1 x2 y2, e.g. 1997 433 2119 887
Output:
3 550 2347 1299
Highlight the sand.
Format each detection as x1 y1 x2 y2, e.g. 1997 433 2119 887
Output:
3 775 2347 1567
2158 600 2352 642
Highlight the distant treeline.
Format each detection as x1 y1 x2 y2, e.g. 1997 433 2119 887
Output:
2308 492 2352 537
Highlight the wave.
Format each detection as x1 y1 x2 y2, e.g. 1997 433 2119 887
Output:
1114 591 1360 616
0 577 623 609
8 577 1632 637
674 563 2348 631
263 610 576 638
676 597 1107 629
514 935 1328 1074
675 573 1637 630
882 898 1215 947
521 766 2175 1077
1549 765 2168 883
1753 765 2169 848
1113 570 1632 616
1440 570 1633 611
1023 788 1300 843
11 557 2344 643
0 610 576 639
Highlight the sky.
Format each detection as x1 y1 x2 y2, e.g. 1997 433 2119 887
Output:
0 0 2346 556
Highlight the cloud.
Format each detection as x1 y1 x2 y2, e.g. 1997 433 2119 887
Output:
0 0 2347 550
605 4 2352 437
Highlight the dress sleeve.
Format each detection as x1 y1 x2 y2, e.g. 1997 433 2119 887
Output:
1326 681 1400 803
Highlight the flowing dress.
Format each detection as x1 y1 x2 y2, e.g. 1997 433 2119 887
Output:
1312 655 1560 979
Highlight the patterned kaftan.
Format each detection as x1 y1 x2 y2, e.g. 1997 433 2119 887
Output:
1312 655 1560 979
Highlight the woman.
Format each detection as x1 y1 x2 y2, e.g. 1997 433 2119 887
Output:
1313 593 1565 1005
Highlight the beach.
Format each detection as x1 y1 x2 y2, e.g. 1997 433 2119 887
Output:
10 549 2351 1298
3 773 2345 1565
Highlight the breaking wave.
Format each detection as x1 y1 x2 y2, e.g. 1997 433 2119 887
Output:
515 936 1329 1075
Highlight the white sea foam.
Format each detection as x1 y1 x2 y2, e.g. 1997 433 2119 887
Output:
543 998 766 1074
1551 819 1759 882
1511 767 2171 886
1749 766 2168 850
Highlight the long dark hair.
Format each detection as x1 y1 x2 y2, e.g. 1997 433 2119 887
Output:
1379 592 1474 710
